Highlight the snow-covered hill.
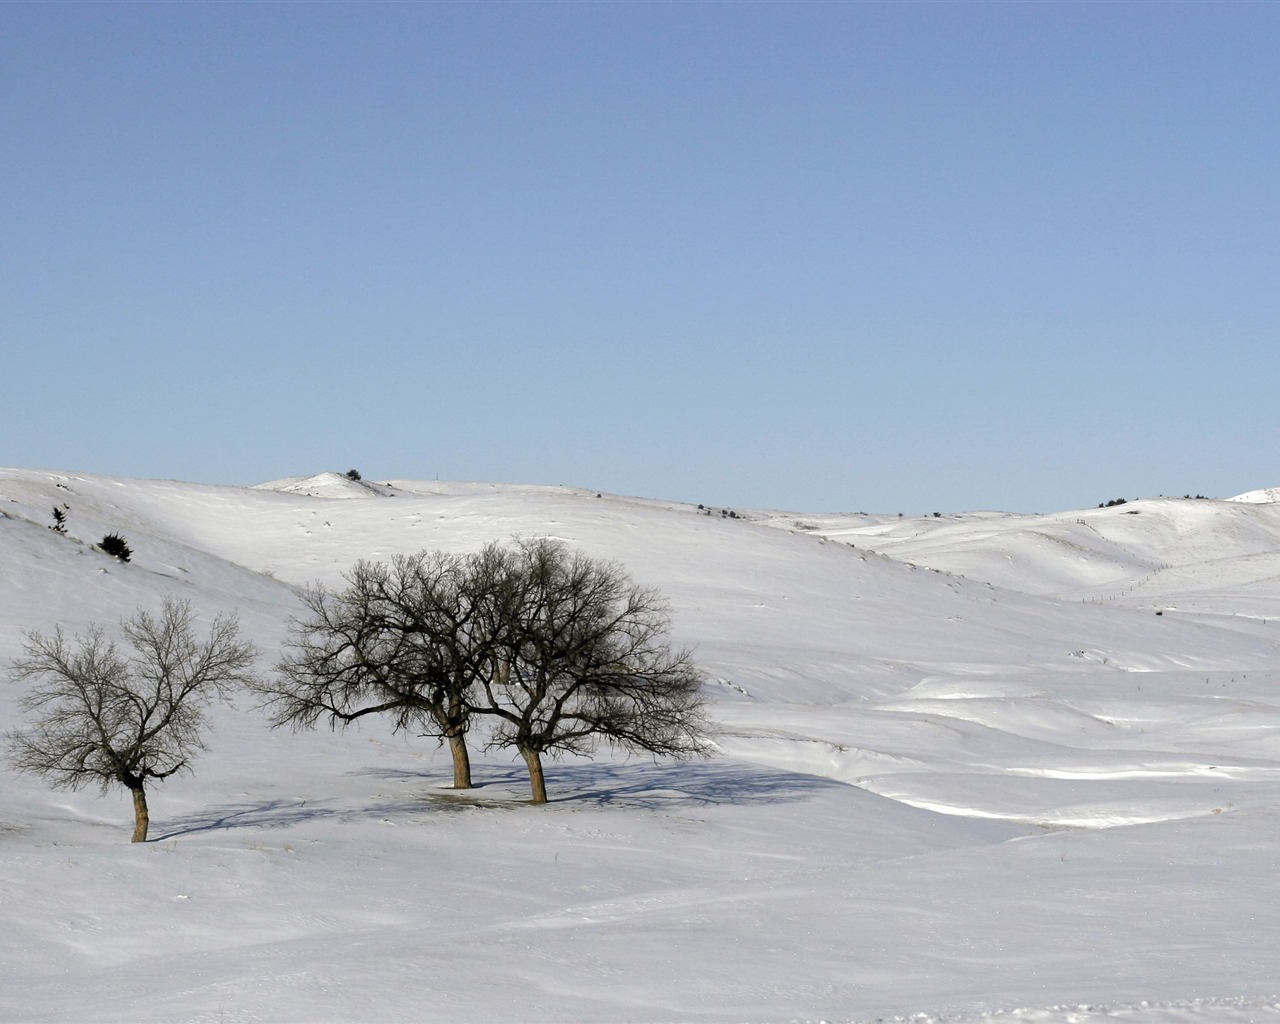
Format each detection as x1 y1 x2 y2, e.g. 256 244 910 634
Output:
765 496 1280 617
1229 486 1280 504
2 468 1278 1023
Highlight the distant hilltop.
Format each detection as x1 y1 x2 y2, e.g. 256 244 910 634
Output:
1228 487 1280 503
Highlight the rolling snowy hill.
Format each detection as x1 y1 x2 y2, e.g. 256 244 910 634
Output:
2 468 1278 1023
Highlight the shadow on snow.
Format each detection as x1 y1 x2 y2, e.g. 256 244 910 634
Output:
375 758 844 809
153 758 838 840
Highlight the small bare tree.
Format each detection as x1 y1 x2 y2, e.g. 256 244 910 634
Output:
479 538 711 804
256 549 508 789
6 599 259 842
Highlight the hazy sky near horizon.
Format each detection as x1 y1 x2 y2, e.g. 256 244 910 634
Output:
4 1 1277 513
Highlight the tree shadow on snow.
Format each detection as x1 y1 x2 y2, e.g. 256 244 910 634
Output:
368 758 843 810
151 798 361 840
153 761 839 839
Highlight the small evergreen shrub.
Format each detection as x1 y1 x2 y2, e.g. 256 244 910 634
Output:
99 533 132 562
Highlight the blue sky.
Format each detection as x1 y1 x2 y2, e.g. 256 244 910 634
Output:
4 1 1277 513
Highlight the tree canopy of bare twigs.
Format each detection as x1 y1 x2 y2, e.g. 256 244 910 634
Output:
256 549 508 789
258 540 711 804
480 538 711 803
6 598 259 842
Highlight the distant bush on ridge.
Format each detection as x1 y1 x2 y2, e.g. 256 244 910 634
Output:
99 533 132 562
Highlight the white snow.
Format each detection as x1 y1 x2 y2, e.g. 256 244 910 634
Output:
1229 487 1280 504
2 468 1279 1023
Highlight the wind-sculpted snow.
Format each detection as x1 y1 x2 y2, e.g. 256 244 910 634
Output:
771 496 1280 612
898 997 1280 1022
1 468 1279 1023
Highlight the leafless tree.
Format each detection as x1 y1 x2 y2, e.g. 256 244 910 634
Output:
256 541 711 803
6 599 259 842
256 550 506 789
478 538 711 804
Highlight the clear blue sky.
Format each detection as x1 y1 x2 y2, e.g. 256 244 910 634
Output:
3 1 1277 513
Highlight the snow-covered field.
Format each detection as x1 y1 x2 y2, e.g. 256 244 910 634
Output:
2 468 1278 1024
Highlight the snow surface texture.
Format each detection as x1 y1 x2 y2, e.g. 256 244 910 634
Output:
1 469 1278 1024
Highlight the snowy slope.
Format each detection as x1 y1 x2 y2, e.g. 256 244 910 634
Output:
1230 486 1280 504
2 468 1279 1024
768 498 1280 618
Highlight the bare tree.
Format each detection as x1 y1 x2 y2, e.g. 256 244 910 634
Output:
256 541 711 803
256 550 506 789
479 538 711 804
6 599 259 842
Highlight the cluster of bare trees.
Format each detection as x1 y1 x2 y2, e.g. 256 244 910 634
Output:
5 540 710 841
257 537 710 804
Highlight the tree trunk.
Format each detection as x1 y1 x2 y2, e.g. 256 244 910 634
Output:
129 783 150 843
447 730 473 789
521 746 547 804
